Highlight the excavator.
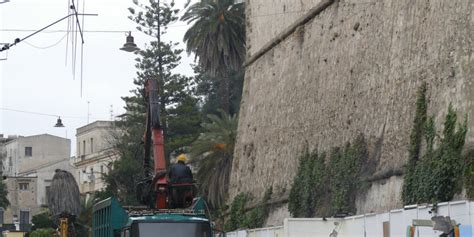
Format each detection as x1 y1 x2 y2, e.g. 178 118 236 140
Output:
92 79 215 237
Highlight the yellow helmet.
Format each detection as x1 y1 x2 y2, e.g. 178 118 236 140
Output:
177 154 187 162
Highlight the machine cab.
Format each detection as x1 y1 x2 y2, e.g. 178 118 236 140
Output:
119 212 213 237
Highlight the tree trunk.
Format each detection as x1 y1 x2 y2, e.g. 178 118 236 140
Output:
219 72 230 114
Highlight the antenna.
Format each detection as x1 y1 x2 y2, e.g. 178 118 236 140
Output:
87 101 90 123
109 105 114 121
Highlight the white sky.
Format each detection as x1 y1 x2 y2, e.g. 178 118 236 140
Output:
0 0 196 156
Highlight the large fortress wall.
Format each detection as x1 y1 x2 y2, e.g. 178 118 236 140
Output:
246 0 323 56
231 0 474 217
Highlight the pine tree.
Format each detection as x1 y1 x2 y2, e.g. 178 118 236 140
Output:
0 149 9 208
127 0 201 162
99 0 202 205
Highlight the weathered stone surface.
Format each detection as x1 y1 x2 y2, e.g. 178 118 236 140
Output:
231 0 474 217
246 0 323 57
265 204 291 226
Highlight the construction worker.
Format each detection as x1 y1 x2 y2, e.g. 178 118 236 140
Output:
169 154 193 183
169 154 194 208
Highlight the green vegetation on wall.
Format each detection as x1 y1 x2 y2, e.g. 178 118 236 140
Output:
402 83 428 205
402 83 468 205
464 150 474 199
288 135 368 218
224 187 273 232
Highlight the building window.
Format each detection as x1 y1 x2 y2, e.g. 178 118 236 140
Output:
90 138 94 153
100 165 104 174
83 141 86 155
24 147 32 157
0 208 4 225
19 210 29 224
45 186 51 205
19 183 29 191
89 167 95 182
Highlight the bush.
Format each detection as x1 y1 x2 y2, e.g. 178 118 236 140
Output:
29 228 55 237
31 212 55 231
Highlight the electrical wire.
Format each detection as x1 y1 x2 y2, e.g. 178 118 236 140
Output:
23 33 68 49
0 10 315 35
0 28 183 33
80 0 86 97
0 107 108 120
65 1 71 66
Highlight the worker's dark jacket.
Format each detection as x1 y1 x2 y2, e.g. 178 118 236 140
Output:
169 161 193 183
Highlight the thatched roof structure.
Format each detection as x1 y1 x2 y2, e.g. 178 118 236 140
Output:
48 169 81 217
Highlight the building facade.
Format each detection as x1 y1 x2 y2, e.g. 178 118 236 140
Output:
19 159 77 207
0 134 72 229
1 134 70 177
3 176 38 231
73 121 120 195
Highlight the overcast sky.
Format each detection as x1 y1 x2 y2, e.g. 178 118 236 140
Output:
0 0 195 156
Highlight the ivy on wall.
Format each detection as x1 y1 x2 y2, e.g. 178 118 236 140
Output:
224 187 273 232
287 82 472 217
402 83 429 205
402 83 468 205
288 149 325 218
464 150 474 199
288 134 368 217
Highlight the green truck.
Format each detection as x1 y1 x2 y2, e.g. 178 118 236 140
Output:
92 197 215 237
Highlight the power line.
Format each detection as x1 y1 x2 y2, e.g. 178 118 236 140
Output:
0 10 310 35
23 33 68 49
0 26 188 34
0 107 108 120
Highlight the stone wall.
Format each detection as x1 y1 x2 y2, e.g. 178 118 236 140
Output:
230 0 474 220
246 0 323 57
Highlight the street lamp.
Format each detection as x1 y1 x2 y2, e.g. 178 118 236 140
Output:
120 32 140 52
54 117 65 127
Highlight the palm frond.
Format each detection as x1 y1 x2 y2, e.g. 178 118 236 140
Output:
191 110 237 207
48 170 81 217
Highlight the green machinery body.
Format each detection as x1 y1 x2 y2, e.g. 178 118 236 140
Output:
92 197 213 237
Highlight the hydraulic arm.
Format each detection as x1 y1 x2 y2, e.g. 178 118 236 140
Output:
143 79 168 209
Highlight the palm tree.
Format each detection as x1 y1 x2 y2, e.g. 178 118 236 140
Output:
182 0 245 114
191 110 238 208
76 194 97 237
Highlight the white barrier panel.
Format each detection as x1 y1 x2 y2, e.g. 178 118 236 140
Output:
364 214 379 237
247 226 284 237
389 209 405 237
339 215 364 237
231 200 474 237
471 201 474 232
284 218 337 237
417 205 435 237
226 230 247 237
448 201 470 224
